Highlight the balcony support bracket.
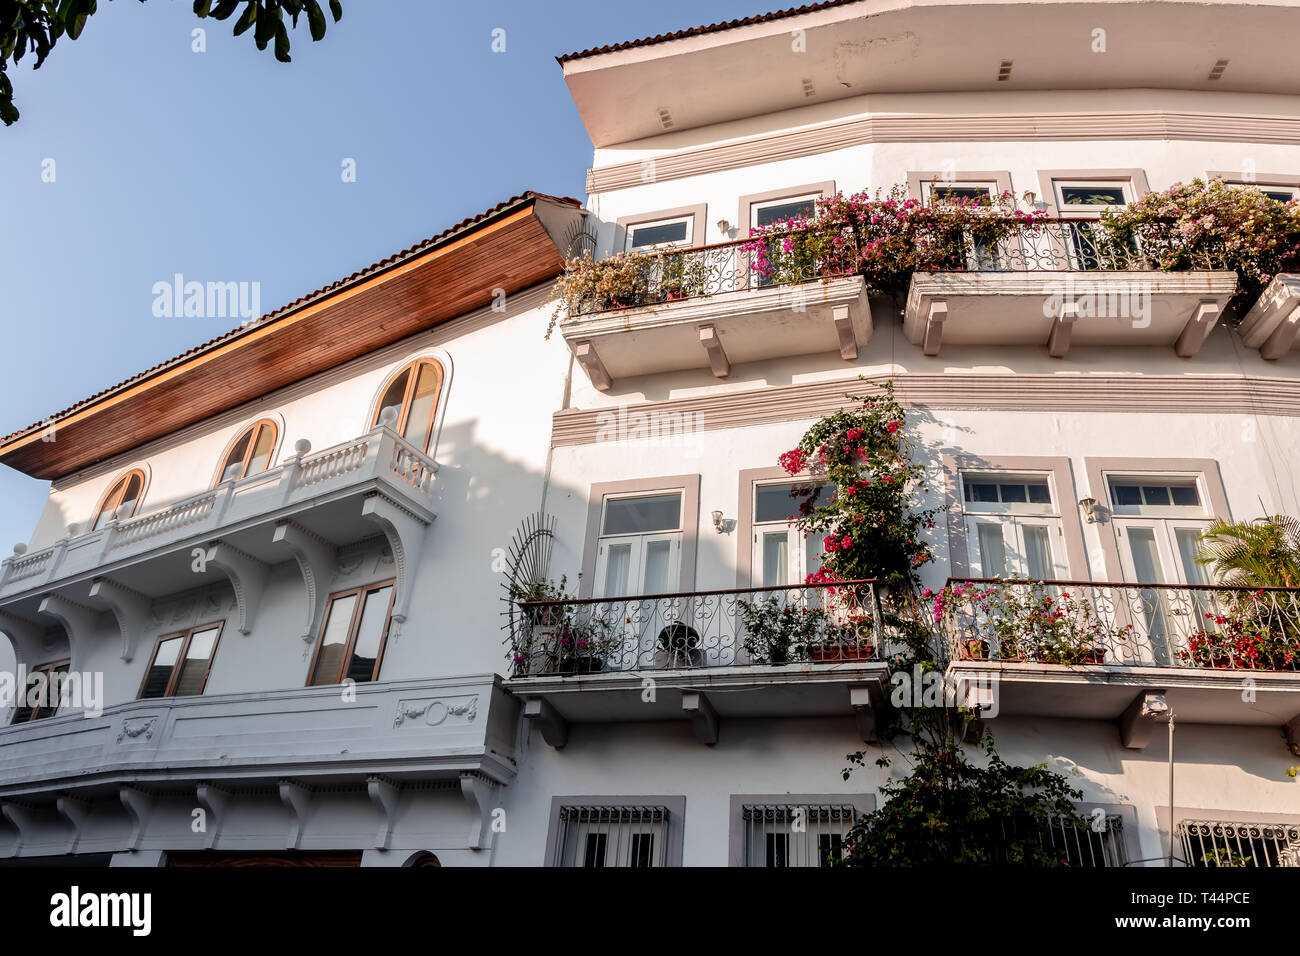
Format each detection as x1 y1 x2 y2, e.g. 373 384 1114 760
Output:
698 325 730 379
575 340 613 392
195 783 233 850
922 300 947 357
272 520 337 645
682 691 719 745
0 611 52 667
203 542 269 637
0 801 38 857
36 594 98 652
832 304 858 361
1047 300 1079 359
360 492 431 641
89 577 153 663
1118 688 1168 749
522 696 568 749
1261 304 1300 360
849 684 886 743
119 786 154 851
1175 299 1221 358
367 776 400 850
278 780 314 850
460 771 496 850
56 794 92 854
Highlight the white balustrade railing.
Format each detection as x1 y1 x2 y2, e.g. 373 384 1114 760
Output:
0 427 436 595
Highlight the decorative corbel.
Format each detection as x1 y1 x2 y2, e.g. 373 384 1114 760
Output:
195 783 233 849
922 300 947 356
272 521 337 644
0 611 51 665
202 542 269 636
119 786 154 851
681 691 719 745
522 697 568 748
574 341 612 391
37 593 99 649
832 304 858 361
278 780 314 850
698 325 730 378
367 776 400 850
1175 299 1221 358
0 801 39 857
460 772 496 851
360 493 431 641
88 577 154 663
56 794 92 854
1047 299 1079 358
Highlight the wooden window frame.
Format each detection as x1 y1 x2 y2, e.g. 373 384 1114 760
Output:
11 658 71 723
136 622 224 699
91 469 146 530
371 360 445 454
213 418 280 487
305 580 397 686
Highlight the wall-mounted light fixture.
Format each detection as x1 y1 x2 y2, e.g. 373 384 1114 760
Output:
1078 497 1099 523
712 510 725 533
716 220 731 237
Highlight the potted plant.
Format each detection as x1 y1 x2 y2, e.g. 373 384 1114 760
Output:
809 610 876 662
737 598 824 664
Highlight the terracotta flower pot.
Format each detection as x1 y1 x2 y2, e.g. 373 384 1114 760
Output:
810 644 874 663
961 639 990 661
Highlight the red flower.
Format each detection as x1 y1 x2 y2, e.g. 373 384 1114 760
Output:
885 421 901 433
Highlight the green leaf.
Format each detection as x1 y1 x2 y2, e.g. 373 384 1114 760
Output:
232 2 256 35
273 19 290 62
192 0 212 17
329 0 341 22
210 0 239 20
305 0 325 40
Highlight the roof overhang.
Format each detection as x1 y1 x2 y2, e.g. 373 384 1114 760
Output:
0 193 585 480
561 0 1300 146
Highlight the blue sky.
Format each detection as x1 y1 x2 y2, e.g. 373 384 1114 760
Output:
0 0 764 549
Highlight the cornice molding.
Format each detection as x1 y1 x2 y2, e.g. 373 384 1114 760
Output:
587 111 1300 193
552 372 1300 445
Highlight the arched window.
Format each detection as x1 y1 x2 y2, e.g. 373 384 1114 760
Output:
217 419 278 484
92 470 146 531
372 360 443 453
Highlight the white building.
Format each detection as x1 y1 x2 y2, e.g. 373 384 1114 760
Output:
2 0 1299 867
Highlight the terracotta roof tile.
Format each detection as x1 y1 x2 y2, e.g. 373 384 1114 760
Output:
2 191 582 446
557 1 861 62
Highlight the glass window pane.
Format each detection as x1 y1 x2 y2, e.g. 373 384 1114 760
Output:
755 198 815 228
642 540 672 595
966 482 999 503
630 220 688 248
977 524 1008 577
141 637 183 698
246 424 276 477
401 364 440 451
1026 481 1052 504
1127 527 1165 584
1262 189 1294 203
602 543 631 597
1000 483 1028 503
929 185 991 202
1060 186 1126 206
375 368 411 427
1111 483 1142 506
222 431 252 480
1141 486 1171 506
308 594 358 686
761 532 789 587
117 473 143 518
602 493 681 535
1169 485 1200 507
345 586 393 684
173 627 218 697
756 483 833 522
1175 528 1207 585
1024 525 1053 580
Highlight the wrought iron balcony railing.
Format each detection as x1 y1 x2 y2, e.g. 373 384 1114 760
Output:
939 578 1300 671
563 217 1229 318
508 580 882 677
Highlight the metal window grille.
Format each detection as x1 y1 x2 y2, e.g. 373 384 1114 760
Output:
741 804 857 867
1179 820 1300 868
1045 813 1128 867
554 806 668 868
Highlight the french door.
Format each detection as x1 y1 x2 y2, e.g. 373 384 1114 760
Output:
965 516 1068 580
1115 518 1211 664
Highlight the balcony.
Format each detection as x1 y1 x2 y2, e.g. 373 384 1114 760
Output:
901 219 1237 358
0 426 437 663
938 578 1300 749
559 231 872 390
0 675 517 854
505 580 891 746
